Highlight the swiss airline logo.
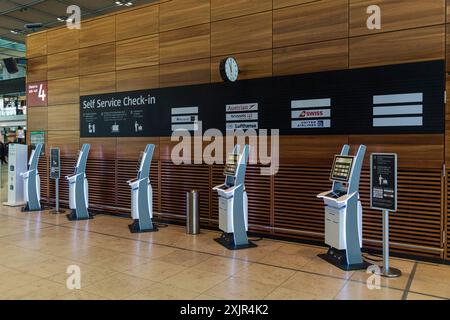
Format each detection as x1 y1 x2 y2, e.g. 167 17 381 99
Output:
299 110 323 118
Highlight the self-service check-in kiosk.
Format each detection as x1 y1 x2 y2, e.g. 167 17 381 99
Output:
127 144 158 233
317 144 369 271
21 143 43 212
66 144 91 221
213 145 256 250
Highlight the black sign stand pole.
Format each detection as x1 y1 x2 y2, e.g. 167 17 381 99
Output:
371 153 401 278
381 209 401 278
49 148 65 214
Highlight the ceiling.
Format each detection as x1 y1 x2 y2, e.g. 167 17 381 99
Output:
0 0 157 60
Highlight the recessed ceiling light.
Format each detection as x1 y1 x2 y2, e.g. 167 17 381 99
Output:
10 29 22 35
115 1 133 6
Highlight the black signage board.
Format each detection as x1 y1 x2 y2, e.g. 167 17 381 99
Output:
370 153 397 212
80 60 445 137
50 148 60 180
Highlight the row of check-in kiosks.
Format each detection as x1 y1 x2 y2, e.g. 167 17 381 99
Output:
21 143 369 271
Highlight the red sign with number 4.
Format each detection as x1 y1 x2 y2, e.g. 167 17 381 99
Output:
27 81 48 107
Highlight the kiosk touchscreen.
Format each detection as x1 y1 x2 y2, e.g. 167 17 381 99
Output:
317 145 368 271
21 143 43 212
127 144 157 233
66 144 91 221
212 145 256 250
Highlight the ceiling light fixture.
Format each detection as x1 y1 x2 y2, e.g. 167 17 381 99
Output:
115 1 133 7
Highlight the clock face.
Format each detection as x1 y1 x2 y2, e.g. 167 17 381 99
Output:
221 57 239 82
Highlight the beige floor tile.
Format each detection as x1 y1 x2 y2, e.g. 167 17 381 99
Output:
91 253 151 272
16 256 80 278
47 264 118 288
125 282 199 300
163 268 229 293
84 273 155 300
234 263 296 286
157 249 212 267
406 292 445 300
192 256 249 276
265 287 326 300
56 290 110 300
335 281 403 300
301 256 354 280
0 266 43 296
4 279 70 300
123 260 187 281
410 263 450 299
205 276 277 300
0 250 51 269
280 271 347 300
259 251 314 270
194 294 221 300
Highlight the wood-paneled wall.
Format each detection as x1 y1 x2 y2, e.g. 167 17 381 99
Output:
26 0 449 261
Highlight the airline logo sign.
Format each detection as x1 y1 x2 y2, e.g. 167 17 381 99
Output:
292 109 330 119
171 106 199 131
225 103 258 113
372 93 423 127
292 119 331 129
291 98 331 129
225 103 259 130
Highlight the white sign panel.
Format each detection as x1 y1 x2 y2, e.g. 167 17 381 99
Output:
225 103 258 113
226 112 258 121
291 119 331 129
291 109 331 119
226 122 258 130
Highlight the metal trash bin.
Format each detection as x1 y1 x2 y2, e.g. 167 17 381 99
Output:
186 190 200 235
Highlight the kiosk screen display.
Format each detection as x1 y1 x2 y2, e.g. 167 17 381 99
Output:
330 156 354 182
223 154 239 176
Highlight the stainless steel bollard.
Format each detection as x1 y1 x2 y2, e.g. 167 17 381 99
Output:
186 190 200 235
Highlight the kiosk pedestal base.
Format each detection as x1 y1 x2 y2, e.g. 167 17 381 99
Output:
318 248 370 271
128 219 158 233
50 209 66 214
66 210 93 221
214 233 257 250
21 205 42 212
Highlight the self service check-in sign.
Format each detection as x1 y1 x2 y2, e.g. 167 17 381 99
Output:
370 153 397 212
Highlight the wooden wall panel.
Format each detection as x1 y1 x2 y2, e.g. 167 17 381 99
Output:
79 43 116 76
273 0 348 48
27 56 47 83
80 72 116 96
116 5 159 41
116 66 159 92
349 134 444 169
160 24 210 64
211 49 273 82
350 0 445 37
27 107 48 131
47 50 79 80
116 137 160 160
211 11 272 56
160 0 210 32
26 32 47 58
350 25 445 68
160 58 210 88
278 136 349 165
273 0 319 10
48 77 79 105
273 39 348 76
80 16 116 48
47 27 79 54
446 24 450 71
79 138 117 159
47 131 79 157
211 0 272 21
47 104 79 131
116 34 159 70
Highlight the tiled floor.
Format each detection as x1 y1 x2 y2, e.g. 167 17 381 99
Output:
0 205 449 300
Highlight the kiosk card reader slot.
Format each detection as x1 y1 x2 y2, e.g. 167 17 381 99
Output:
66 144 91 221
317 144 369 271
21 143 43 212
213 145 256 250
127 144 157 233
